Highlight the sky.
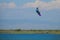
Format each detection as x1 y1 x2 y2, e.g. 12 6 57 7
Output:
0 0 60 30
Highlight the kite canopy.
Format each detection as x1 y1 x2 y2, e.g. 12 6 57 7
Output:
36 8 41 16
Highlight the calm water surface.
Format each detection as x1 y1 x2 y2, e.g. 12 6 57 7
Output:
0 34 60 40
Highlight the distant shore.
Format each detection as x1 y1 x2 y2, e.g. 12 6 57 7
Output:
0 30 60 34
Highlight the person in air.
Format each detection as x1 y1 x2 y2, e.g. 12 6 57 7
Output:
36 8 41 16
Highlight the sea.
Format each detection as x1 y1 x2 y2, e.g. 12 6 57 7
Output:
0 34 60 40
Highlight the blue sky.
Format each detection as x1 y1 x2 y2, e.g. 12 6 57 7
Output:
0 0 60 30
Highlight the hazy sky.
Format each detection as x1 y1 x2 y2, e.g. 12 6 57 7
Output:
0 0 60 30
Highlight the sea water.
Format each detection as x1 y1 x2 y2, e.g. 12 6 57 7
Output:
0 34 60 40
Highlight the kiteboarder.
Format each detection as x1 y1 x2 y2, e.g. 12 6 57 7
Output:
36 7 41 16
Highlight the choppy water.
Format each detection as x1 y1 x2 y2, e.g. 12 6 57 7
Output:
0 34 60 40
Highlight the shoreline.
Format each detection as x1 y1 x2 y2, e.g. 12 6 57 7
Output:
0 30 60 34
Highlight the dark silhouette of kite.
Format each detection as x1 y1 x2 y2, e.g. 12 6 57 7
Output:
36 8 41 16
